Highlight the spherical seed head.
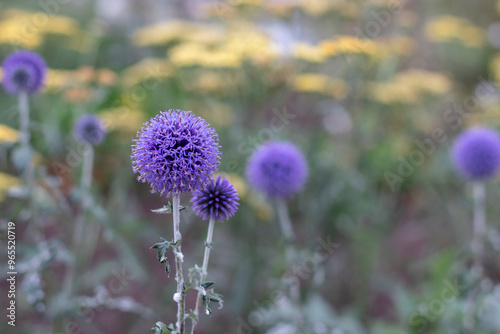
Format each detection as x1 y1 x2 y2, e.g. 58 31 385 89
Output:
452 127 500 180
73 114 107 146
131 110 221 197
2 51 47 95
246 141 308 198
191 176 240 222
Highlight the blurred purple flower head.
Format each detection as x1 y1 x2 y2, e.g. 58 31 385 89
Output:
131 110 221 197
191 176 239 222
74 114 107 146
246 141 307 198
452 127 500 180
2 50 47 95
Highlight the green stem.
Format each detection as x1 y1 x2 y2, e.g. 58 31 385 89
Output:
191 217 215 334
62 143 94 297
172 194 185 334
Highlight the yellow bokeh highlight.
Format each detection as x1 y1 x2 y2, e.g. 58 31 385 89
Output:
0 9 82 48
99 107 146 134
369 69 451 104
0 173 22 202
0 124 19 143
425 15 485 47
291 74 348 99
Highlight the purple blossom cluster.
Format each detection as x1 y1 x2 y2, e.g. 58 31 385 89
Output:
191 176 239 222
131 110 221 196
73 114 107 146
246 141 308 198
2 51 47 95
452 127 500 181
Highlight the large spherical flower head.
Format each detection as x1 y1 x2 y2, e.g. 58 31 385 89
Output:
246 141 308 198
2 51 47 95
131 110 221 196
191 176 239 222
452 127 500 180
73 114 107 146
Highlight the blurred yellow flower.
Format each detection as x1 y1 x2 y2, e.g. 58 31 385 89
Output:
181 70 240 95
0 173 22 201
292 43 328 63
133 20 223 47
0 9 82 48
369 69 451 104
188 100 235 127
218 173 248 198
0 16 43 48
248 192 274 221
384 36 416 56
45 69 72 92
169 42 242 68
320 36 379 57
122 58 173 87
99 107 146 133
298 0 332 15
291 74 348 99
425 15 485 47
133 20 187 46
0 124 19 143
490 54 500 83
39 15 80 36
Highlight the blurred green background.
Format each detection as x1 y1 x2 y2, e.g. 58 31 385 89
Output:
1 0 500 333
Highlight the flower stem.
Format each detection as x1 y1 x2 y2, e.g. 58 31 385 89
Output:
172 194 185 334
63 143 94 297
464 182 486 331
191 217 215 334
19 92 40 242
276 199 295 263
471 182 486 274
275 199 303 329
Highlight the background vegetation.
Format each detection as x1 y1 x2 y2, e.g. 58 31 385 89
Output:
1 0 500 333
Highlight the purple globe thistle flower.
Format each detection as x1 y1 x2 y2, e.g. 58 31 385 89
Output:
73 114 107 146
191 176 239 222
246 141 308 198
2 51 47 95
452 127 500 180
131 110 221 197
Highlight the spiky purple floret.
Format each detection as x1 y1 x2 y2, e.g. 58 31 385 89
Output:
246 141 308 198
131 110 221 197
73 114 107 146
2 50 47 95
191 176 239 222
452 127 500 180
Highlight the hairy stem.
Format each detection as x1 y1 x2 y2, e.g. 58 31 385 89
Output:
276 199 302 329
464 182 486 331
191 217 215 334
471 182 486 274
63 143 94 296
276 199 295 263
173 194 185 334
19 92 40 241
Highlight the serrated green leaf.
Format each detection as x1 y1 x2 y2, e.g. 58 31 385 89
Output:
151 238 175 276
201 289 224 316
200 281 215 289
152 202 186 214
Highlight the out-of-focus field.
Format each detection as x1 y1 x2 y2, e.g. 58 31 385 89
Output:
1 0 500 333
